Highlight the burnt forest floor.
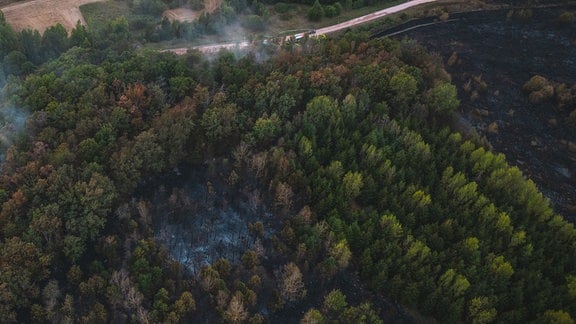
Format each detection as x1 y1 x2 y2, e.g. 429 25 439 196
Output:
388 6 576 220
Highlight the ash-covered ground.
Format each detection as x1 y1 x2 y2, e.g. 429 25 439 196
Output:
152 168 274 273
395 6 576 219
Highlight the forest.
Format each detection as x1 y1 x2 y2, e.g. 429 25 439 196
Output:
1 1 576 322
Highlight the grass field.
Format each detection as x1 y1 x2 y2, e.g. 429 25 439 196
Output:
80 0 131 29
80 0 223 30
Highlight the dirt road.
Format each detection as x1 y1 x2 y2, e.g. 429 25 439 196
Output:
194 41 251 53
316 0 440 35
169 0 440 54
164 41 251 55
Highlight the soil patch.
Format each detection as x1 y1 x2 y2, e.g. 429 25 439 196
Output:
1 0 105 33
162 0 222 23
163 8 200 23
204 0 221 13
391 6 576 219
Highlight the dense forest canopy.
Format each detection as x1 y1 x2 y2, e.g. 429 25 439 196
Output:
1 3 576 323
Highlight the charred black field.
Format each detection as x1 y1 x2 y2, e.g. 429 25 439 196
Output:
392 6 576 219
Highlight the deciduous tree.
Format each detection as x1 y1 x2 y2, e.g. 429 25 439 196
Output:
277 262 306 302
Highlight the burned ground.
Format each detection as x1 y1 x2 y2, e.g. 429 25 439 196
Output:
394 6 576 219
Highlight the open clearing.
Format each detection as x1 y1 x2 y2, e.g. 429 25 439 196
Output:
163 8 200 23
1 0 105 33
163 0 222 22
204 0 221 13
1 0 220 34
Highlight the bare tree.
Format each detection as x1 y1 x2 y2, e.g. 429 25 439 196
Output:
109 269 148 323
200 266 219 292
254 238 265 258
298 206 313 224
137 200 151 227
224 292 248 323
232 142 251 169
248 189 262 214
250 152 268 179
42 280 61 318
277 262 306 302
274 182 294 210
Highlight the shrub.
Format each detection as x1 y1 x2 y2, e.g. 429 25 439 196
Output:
554 83 575 110
523 75 555 105
528 86 554 105
523 75 549 92
439 11 450 21
567 109 576 128
188 0 205 11
324 3 341 18
308 0 324 22
447 52 458 67
351 0 364 9
558 11 575 27
508 9 533 21
473 75 488 93
243 15 266 31
274 2 289 14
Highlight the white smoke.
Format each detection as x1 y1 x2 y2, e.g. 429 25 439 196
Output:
0 72 28 161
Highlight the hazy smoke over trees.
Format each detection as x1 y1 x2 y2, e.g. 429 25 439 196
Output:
0 71 28 161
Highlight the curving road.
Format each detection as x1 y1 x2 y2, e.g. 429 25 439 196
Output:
167 0 440 54
314 0 439 35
